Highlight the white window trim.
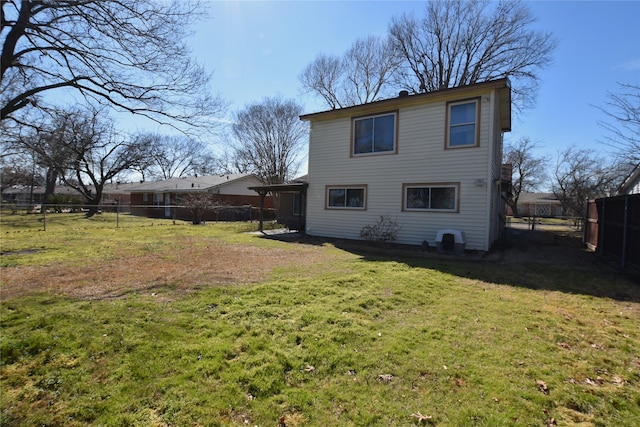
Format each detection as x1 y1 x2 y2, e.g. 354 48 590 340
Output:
402 183 460 212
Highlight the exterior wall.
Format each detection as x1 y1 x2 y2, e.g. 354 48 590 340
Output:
130 191 273 220
625 176 640 195
517 203 563 217
306 88 503 251
215 175 265 196
131 192 272 208
278 192 305 230
488 91 504 246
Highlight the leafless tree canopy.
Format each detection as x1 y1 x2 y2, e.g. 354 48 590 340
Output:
299 35 402 109
503 137 549 216
0 154 41 192
1 0 226 130
301 0 556 112
138 134 215 180
597 83 640 163
389 0 556 112
390 0 557 112
21 106 152 215
230 97 307 185
553 146 625 217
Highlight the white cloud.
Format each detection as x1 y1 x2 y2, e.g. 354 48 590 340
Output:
613 58 640 71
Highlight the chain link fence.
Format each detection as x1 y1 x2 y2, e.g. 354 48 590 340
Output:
1 203 277 230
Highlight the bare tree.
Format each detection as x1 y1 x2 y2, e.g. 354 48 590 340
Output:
0 155 43 194
388 0 557 112
1 0 226 131
141 134 215 180
181 193 220 225
553 146 624 218
299 54 345 110
300 35 402 109
191 153 221 177
503 137 549 216
596 83 640 163
230 97 307 185
23 106 152 216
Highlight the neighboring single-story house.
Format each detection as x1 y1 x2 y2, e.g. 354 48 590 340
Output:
1 182 134 206
101 182 137 205
299 78 512 251
509 192 564 218
2 185 83 205
129 173 272 220
619 163 640 195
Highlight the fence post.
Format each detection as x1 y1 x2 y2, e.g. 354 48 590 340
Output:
621 195 628 268
582 198 588 245
598 198 605 256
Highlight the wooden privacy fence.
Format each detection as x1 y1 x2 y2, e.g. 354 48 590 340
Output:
584 194 640 269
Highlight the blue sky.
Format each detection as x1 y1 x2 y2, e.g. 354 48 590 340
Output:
189 0 639 169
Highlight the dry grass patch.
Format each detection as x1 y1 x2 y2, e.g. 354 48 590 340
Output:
1 238 332 301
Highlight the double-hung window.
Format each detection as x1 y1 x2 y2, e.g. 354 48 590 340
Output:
352 112 397 155
447 99 479 148
326 186 366 209
403 183 459 212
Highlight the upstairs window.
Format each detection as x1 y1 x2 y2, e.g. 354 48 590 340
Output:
447 99 479 148
352 112 397 155
403 183 459 212
326 186 366 209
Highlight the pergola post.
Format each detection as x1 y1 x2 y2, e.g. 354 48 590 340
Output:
257 189 267 232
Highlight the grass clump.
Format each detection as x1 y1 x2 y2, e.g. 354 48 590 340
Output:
1 215 639 426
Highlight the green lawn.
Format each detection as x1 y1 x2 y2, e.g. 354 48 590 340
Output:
1 213 639 426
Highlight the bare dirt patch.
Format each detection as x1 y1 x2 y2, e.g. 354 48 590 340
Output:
1 239 333 301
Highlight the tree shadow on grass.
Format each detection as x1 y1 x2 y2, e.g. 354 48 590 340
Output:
261 228 640 303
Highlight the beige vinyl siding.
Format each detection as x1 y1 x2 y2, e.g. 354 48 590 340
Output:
488 91 505 245
306 90 501 251
218 176 263 196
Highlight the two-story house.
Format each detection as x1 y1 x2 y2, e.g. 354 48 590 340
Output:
299 78 511 251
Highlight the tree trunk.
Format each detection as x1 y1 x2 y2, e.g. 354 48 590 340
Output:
84 187 103 217
44 167 58 201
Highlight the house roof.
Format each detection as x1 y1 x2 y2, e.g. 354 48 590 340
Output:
619 163 640 195
299 78 511 132
103 182 144 194
247 174 310 194
2 185 83 196
517 192 561 205
291 174 308 184
129 173 258 193
248 182 308 194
